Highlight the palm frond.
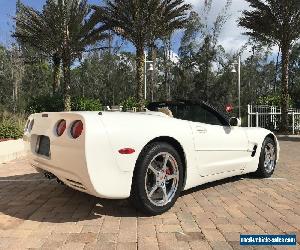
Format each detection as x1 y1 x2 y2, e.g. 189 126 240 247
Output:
239 0 300 45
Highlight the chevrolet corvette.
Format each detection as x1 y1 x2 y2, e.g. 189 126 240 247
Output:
23 100 279 215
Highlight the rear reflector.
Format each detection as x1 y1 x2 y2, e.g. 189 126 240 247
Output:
71 120 83 139
118 148 135 154
56 119 66 136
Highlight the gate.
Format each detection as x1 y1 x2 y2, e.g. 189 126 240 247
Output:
247 105 300 134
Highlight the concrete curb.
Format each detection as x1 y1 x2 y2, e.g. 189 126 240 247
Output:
0 139 26 164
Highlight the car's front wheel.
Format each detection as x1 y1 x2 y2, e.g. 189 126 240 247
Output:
130 142 184 215
255 137 277 178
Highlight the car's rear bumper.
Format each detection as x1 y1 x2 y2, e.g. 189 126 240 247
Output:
28 147 133 199
24 112 134 199
31 160 95 195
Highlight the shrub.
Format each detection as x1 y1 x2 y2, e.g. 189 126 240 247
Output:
0 112 26 140
71 97 102 111
120 97 149 111
26 94 64 113
26 94 102 113
121 97 138 111
258 93 294 107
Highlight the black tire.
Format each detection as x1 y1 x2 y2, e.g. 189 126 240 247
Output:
130 142 184 215
255 137 277 178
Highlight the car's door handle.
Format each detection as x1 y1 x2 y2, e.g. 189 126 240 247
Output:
196 126 207 133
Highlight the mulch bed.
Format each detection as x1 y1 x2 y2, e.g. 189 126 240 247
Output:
0 138 16 142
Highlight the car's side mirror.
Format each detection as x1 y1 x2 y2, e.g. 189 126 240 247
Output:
229 117 241 127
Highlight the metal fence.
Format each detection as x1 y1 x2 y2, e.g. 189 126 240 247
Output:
247 105 300 134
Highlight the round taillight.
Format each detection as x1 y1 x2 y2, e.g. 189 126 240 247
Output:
28 119 34 131
71 120 83 139
56 119 66 136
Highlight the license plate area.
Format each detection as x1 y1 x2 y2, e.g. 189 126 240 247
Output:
36 135 50 157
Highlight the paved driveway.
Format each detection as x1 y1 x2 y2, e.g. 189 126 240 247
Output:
0 138 299 250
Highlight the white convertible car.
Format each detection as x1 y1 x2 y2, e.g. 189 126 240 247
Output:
23 100 279 215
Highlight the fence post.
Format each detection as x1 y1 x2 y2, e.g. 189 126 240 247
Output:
256 112 259 127
292 112 295 135
272 106 276 130
248 105 250 127
271 106 274 123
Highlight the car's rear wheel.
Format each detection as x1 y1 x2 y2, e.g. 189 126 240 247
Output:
255 137 277 178
130 142 184 215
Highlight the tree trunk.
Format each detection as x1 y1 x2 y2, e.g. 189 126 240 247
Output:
52 54 61 95
280 44 290 132
136 45 145 102
63 23 71 112
63 57 71 111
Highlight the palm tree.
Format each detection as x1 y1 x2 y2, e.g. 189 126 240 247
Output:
92 0 191 104
14 0 109 111
45 0 109 111
239 0 300 132
14 1 62 95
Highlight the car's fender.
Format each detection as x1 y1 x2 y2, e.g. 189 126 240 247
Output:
242 127 280 173
97 112 201 190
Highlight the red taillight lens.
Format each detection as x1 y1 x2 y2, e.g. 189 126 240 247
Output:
71 120 83 139
56 119 66 136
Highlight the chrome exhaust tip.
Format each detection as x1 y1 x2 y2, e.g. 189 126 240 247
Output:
56 178 64 185
44 172 56 180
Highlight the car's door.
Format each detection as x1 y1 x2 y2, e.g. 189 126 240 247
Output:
186 104 250 176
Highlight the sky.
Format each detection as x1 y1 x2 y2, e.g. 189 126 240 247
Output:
0 0 41 45
0 0 252 56
0 0 100 45
186 0 251 53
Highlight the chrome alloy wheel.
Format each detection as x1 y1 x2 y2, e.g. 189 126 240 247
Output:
144 152 179 207
264 143 276 173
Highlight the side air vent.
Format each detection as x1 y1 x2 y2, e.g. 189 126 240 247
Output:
65 179 86 191
251 145 258 157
